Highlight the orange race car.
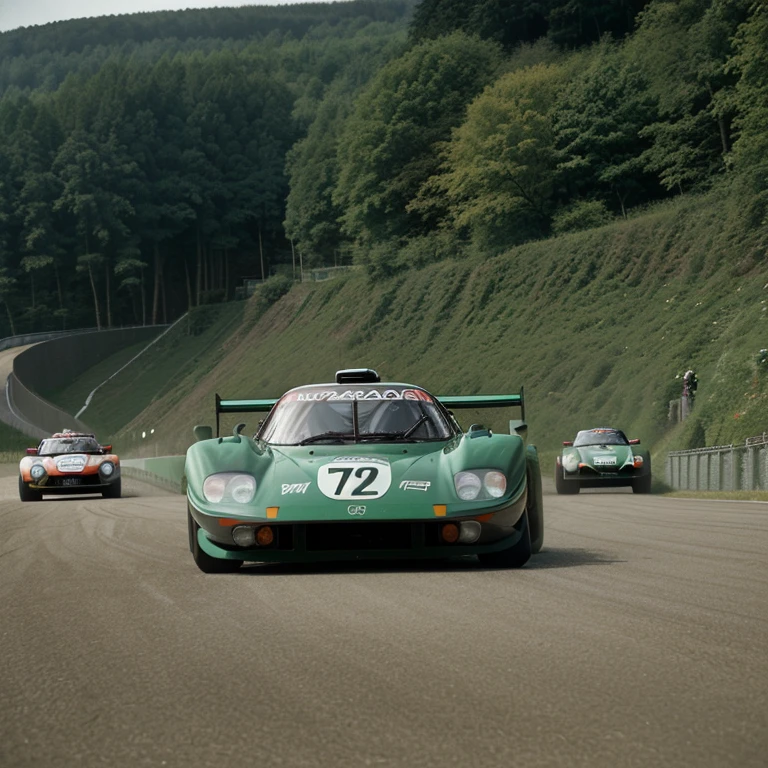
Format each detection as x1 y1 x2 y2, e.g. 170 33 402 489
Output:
19 431 121 501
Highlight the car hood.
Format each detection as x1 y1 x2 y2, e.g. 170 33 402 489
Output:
186 433 527 521
563 443 634 470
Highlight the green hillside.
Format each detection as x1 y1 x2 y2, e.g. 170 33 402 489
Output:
48 189 764 472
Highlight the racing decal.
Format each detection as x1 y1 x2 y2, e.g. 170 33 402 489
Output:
285 388 433 403
318 457 392 500
347 505 366 516
55 455 87 473
282 482 311 495
399 480 431 492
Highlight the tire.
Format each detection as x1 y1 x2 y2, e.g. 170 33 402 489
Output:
632 454 652 494
477 510 532 569
526 446 544 554
188 510 242 574
554 461 579 494
632 473 652 494
19 476 42 502
102 478 122 499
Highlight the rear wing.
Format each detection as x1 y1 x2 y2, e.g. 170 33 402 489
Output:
215 394 277 436
438 388 526 435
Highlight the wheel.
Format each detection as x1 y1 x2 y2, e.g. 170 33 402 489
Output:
19 476 42 502
526 445 544 554
632 473 652 494
188 510 242 573
102 478 122 499
632 454 652 494
554 461 579 494
477 510 532 569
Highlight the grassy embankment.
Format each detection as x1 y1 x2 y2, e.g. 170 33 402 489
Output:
33 190 768 496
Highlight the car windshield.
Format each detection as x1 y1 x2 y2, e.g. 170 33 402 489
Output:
259 387 454 445
38 437 101 455
573 429 628 447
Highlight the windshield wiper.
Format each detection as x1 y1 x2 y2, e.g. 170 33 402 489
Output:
297 431 355 445
360 416 429 442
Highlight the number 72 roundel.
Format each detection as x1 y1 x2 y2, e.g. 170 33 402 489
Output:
317 457 392 500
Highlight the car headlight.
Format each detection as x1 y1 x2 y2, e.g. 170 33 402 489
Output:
633 455 644 468
454 470 507 501
99 461 115 477
455 471 482 500
203 473 256 504
562 453 580 472
30 464 46 480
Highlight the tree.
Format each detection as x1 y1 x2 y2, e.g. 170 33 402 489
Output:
725 2 768 222
413 61 570 249
334 32 502 245
284 88 353 264
552 43 659 216
628 0 748 193
53 130 137 329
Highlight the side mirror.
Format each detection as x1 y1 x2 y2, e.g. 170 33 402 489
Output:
562 440 573 447
26 447 38 456
193 425 213 442
102 445 112 453
629 438 640 445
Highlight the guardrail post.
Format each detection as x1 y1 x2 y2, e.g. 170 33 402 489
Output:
749 446 759 491
749 446 762 491
732 446 742 491
716 451 724 491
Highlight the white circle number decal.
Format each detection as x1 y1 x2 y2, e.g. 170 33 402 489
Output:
317 457 392 500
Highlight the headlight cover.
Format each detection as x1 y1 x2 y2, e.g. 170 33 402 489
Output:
562 452 580 472
454 469 507 501
30 463 46 480
203 473 256 504
99 461 115 477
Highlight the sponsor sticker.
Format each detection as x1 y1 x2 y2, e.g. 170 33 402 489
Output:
55 455 87 473
399 480 431 492
347 505 366 516
286 388 433 403
281 482 311 495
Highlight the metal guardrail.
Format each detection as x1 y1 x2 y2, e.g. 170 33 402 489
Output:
666 434 768 491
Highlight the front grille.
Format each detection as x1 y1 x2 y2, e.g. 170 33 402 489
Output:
45 475 102 488
306 522 414 551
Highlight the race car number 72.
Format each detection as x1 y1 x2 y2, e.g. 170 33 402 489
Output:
317 458 392 500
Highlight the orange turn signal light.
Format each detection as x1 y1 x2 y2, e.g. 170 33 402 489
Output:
433 504 447 517
440 523 460 544
266 507 279 519
256 526 274 547
218 518 247 527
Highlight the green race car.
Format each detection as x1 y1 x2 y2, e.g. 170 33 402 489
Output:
554 427 652 495
185 369 544 573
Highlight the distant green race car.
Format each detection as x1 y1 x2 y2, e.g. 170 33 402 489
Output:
185 369 544 573
554 427 651 495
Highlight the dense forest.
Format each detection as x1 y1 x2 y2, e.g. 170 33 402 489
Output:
0 0 765 335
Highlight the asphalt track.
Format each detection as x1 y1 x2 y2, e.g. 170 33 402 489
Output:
1 469 766 768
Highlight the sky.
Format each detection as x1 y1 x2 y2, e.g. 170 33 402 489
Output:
0 0 336 33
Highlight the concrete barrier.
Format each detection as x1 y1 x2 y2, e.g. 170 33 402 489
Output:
5 326 168 437
122 456 187 494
